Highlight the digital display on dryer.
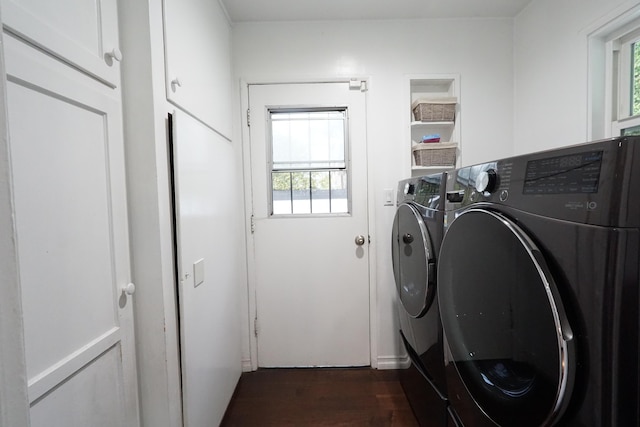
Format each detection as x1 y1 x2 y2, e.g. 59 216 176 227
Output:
523 150 603 194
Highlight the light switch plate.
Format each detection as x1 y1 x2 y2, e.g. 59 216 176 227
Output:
193 258 205 288
383 188 394 206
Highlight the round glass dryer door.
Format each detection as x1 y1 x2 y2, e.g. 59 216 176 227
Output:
391 202 435 318
438 208 575 427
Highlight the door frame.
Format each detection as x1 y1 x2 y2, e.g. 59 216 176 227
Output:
240 78 377 371
0 15 30 425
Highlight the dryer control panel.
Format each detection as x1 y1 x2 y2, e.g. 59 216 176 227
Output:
445 136 640 227
522 150 603 195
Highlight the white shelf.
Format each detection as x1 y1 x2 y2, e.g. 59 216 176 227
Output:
406 74 461 176
412 165 455 172
411 121 454 127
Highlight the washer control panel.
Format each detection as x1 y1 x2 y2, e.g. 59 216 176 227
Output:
475 169 498 193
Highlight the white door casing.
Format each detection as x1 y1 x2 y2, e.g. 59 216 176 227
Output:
247 82 371 368
4 27 139 427
0 6 30 424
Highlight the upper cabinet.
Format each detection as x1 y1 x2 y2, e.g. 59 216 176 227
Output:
1 0 121 87
163 0 232 140
407 74 461 176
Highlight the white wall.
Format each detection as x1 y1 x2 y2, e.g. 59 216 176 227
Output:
232 18 515 365
118 1 183 425
119 0 243 425
513 0 637 154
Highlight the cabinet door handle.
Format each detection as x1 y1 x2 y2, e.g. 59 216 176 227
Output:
106 48 123 62
122 282 136 296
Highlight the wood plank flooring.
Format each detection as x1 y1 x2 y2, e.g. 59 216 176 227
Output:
220 367 419 426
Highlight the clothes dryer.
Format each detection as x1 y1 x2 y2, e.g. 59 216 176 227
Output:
438 136 640 426
392 173 448 427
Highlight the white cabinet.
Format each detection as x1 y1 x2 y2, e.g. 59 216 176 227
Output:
163 0 232 140
1 0 121 87
1 1 140 424
407 75 461 176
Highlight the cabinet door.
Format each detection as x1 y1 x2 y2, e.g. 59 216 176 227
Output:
1 0 121 87
5 33 139 427
163 0 232 140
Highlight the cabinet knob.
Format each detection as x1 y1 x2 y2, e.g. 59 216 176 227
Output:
122 282 136 296
106 48 123 62
171 78 182 88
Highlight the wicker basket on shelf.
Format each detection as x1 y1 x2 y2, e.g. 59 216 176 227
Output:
412 142 457 166
411 97 457 122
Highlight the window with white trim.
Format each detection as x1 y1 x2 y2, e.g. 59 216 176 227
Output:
596 9 640 137
611 26 640 135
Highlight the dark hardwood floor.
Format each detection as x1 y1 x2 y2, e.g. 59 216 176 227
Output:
220 367 419 426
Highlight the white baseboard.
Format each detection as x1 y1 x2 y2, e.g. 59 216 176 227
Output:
241 358 253 372
376 354 411 370
241 356 410 371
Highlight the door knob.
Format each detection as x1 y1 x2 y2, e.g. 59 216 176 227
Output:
106 48 123 62
122 282 136 296
403 233 414 244
355 235 366 246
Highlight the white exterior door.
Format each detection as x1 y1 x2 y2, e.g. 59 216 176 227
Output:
2 0 139 424
248 82 371 367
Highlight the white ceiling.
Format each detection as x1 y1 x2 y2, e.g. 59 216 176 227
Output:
221 0 534 23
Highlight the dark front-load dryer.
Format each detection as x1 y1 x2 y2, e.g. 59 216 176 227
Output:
392 173 447 427
438 136 640 426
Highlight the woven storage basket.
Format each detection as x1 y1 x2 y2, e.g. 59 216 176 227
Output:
412 142 457 166
412 97 457 122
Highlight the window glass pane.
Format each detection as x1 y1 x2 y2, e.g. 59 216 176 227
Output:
622 124 640 135
633 40 640 116
272 121 291 166
291 171 311 214
290 119 310 165
269 108 349 215
310 119 330 164
309 170 349 214
330 170 348 213
272 172 292 215
271 110 346 170
329 119 345 166
311 171 330 214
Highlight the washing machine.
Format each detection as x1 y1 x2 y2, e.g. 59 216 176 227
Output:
438 136 640 426
392 173 448 427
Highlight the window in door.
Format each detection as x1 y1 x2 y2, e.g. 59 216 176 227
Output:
268 108 350 215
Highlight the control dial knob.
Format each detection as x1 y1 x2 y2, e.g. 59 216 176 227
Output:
475 169 498 193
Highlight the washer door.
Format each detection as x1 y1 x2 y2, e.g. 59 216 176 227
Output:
392 202 436 318
438 208 575 427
